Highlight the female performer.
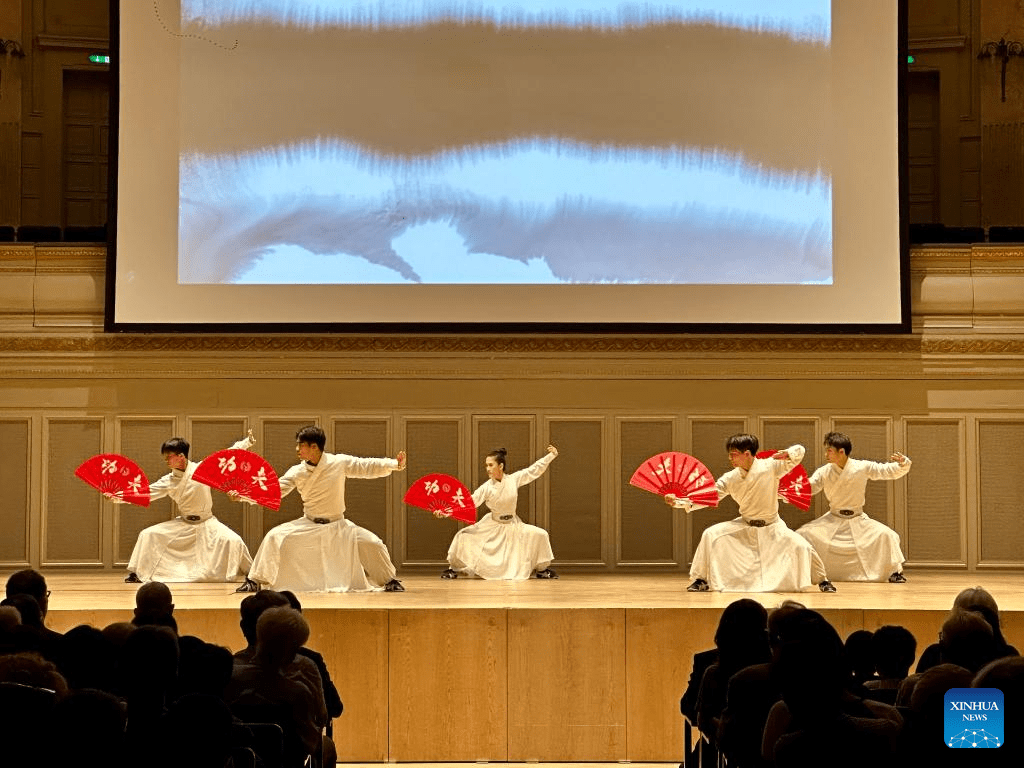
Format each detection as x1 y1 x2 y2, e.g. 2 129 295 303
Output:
442 445 558 580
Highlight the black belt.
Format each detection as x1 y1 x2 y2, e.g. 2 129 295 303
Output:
746 519 768 527
498 514 514 521
312 517 332 525
184 515 201 522
836 509 858 517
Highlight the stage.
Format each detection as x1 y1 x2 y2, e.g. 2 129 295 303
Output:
32 571 1024 763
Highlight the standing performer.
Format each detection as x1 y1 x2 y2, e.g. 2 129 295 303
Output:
797 431 911 583
245 425 406 593
442 445 559 580
125 431 255 584
666 434 834 593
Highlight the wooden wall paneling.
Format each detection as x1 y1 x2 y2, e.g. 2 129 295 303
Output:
617 418 677 565
831 418 894 526
687 419 747 563
188 417 251 537
313 608 389 762
389 609 507 761
43 417 103 564
333 417 391 545
508 608 626 761
976 419 1024 565
258 419 318 547
903 418 967 566
0 418 31 565
473 416 534 521
760 417 819 530
114 417 176 564
401 417 463 565
547 418 605 565
625 607 720 761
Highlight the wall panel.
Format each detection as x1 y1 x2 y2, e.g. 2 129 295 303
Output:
905 418 965 564
618 419 675 563
44 418 102 563
333 418 390 541
0 419 31 564
977 420 1024 564
403 418 462 563
548 419 603 563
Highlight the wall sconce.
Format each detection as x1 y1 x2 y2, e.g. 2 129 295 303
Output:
1 39 26 58
978 37 1024 102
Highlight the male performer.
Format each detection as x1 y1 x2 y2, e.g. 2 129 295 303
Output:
797 431 911 583
124 431 255 583
244 425 406 592
666 434 834 593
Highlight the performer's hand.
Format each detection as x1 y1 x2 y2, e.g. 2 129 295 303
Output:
246 428 255 445
103 492 126 505
227 490 242 502
891 451 907 465
432 510 450 519
771 450 790 460
396 450 407 471
547 444 558 457
664 493 678 507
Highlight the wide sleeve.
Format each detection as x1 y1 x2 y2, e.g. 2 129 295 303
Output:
512 452 556 489
772 445 804 477
146 471 175 502
471 482 489 509
229 433 255 451
808 465 827 495
864 456 912 481
340 454 399 479
277 464 302 499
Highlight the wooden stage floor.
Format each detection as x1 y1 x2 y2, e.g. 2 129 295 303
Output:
26 570 1024 763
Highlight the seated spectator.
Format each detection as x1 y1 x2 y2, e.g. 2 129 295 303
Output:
235 590 291 663
159 693 237 768
48 688 128 768
0 594 57 659
916 586 1018 672
279 590 344 718
225 606 327 768
973 656 1024 762
132 581 178 633
175 635 234 701
844 629 876 690
896 663 973 762
117 625 180 756
55 624 119 694
863 625 916 705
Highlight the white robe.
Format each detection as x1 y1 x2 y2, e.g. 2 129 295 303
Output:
685 445 828 592
126 435 254 582
447 452 556 580
798 456 911 582
248 452 399 592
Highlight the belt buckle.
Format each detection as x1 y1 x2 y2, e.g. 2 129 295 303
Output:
312 517 331 525
498 514 514 521
184 515 201 522
748 519 766 527
838 509 856 517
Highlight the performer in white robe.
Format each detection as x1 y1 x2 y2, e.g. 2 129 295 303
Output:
798 431 911 583
667 435 833 593
125 431 254 583
443 446 558 580
246 425 406 593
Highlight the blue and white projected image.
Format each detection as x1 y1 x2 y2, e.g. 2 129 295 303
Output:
176 0 833 287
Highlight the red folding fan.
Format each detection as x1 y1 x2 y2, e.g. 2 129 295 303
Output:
629 451 719 508
192 449 282 510
756 450 812 511
75 454 151 507
404 473 476 523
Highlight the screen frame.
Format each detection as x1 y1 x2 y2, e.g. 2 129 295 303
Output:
104 0 911 335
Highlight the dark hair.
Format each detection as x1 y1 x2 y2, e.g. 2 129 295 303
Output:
486 447 507 469
725 434 759 455
872 624 917 679
280 590 302 611
161 437 190 457
239 590 291 645
823 431 852 456
5 569 48 605
296 425 326 450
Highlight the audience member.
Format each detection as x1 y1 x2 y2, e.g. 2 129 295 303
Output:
916 586 1018 672
132 581 178 632
862 625 916 705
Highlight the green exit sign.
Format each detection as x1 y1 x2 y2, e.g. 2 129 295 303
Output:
907 55 915 64
89 54 110 64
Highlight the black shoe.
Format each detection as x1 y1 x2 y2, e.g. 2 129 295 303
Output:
687 578 710 592
441 568 459 579
234 579 260 593
819 580 837 593
534 568 558 579
888 571 907 583
384 579 405 592
124 572 142 583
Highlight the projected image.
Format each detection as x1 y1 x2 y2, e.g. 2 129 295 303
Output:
175 1 832 286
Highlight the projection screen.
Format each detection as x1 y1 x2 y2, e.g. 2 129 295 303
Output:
108 0 907 330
